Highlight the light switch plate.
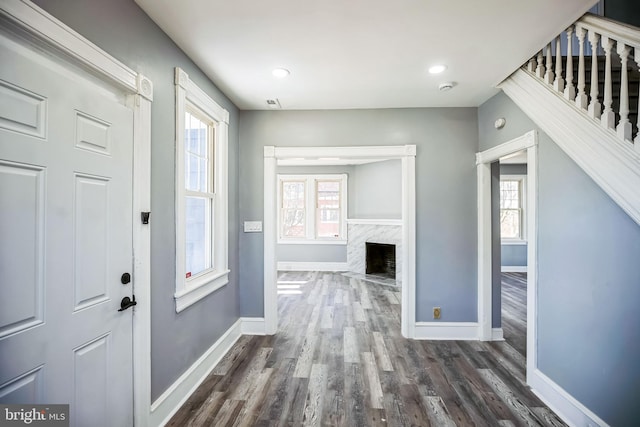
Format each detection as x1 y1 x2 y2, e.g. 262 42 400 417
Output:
244 221 263 233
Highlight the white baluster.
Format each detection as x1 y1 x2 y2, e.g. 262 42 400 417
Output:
554 36 564 93
575 26 588 109
617 43 632 141
565 26 576 101
588 31 601 119
536 50 545 78
635 48 640 150
528 57 537 73
544 43 555 84
601 36 615 129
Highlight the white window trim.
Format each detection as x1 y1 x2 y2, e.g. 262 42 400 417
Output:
277 174 348 244
174 67 229 313
500 174 527 244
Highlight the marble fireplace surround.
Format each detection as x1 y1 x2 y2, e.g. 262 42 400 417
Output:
347 219 402 282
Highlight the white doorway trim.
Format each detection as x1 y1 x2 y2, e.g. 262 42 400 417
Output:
264 145 417 338
1 2 153 425
476 130 537 383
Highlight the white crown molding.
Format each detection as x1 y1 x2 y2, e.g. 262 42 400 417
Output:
0 0 140 94
500 69 640 227
530 369 610 427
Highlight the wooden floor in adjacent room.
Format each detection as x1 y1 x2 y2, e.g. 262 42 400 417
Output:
168 271 565 426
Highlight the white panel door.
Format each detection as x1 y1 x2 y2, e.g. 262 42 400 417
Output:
0 27 134 427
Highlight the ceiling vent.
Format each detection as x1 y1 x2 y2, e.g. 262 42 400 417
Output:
266 99 281 109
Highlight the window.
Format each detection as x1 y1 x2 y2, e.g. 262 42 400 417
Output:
278 174 347 243
174 67 229 313
500 175 526 242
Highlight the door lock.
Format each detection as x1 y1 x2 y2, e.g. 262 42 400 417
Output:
121 272 131 285
118 295 137 312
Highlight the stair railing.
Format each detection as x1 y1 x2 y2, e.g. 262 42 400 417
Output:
525 13 640 150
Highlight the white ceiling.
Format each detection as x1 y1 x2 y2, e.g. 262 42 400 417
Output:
135 0 596 110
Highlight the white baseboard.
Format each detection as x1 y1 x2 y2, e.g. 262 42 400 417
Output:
501 265 527 273
240 317 266 335
414 322 479 340
149 319 242 427
529 368 609 427
277 261 348 272
492 328 504 341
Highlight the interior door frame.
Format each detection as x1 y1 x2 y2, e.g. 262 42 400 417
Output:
264 145 417 338
476 130 537 384
0 2 153 425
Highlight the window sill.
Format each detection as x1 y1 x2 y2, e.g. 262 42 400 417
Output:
501 240 527 245
277 239 348 245
174 269 230 313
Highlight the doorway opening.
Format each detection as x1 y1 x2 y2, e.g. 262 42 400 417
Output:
264 145 417 338
477 130 537 385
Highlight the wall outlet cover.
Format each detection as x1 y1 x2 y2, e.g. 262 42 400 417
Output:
244 221 263 233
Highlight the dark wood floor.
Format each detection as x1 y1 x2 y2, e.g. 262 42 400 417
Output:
501 272 527 358
168 271 565 426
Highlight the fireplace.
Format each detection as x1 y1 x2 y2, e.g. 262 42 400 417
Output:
366 242 396 279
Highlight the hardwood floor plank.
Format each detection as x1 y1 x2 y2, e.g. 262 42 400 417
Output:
424 395 457 427
372 331 394 372
478 368 545 426
302 364 328 426
212 399 244 427
168 271 567 427
362 352 384 409
343 326 359 364
293 334 318 378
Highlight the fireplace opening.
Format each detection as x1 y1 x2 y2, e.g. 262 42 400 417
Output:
366 242 396 279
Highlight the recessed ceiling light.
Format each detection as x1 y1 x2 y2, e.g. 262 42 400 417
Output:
428 64 447 74
272 68 290 78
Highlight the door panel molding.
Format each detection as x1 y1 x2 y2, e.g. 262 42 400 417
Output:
0 2 153 425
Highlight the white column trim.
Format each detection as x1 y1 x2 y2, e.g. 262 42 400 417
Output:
476 131 538 384
0 2 154 426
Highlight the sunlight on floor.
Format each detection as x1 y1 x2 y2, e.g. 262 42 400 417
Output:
277 279 308 295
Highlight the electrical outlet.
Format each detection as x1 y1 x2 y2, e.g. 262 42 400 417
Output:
433 307 441 319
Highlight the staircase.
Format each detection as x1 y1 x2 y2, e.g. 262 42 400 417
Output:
499 13 640 227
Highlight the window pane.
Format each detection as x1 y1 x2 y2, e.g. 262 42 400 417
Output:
186 197 211 277
317 180 340 209
500 208 521 239
282 181 305 208
185 111 210 192
317 208 340 237
282 209 305 237
500 180 520 209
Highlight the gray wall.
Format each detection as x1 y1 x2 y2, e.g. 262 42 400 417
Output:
479 91 640 425
33 0 241 401
239 109 479 321
500 163 528 268
350 159 402 219
275 165 352 263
